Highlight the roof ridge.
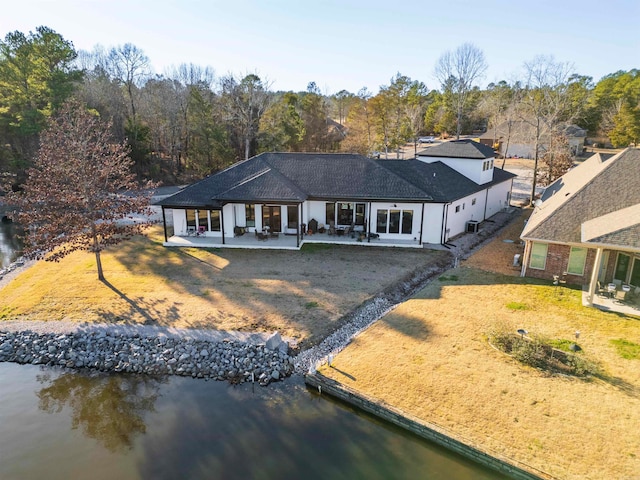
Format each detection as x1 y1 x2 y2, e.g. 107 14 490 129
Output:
260 153 310 200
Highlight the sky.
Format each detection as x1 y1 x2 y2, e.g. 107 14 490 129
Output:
2 0 639 94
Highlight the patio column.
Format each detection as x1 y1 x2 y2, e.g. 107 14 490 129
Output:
221 207 226 245
520 241 531 277
586 247 603 305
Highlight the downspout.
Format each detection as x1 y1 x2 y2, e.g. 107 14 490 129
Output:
367 202 372 243
419 203 425 244
221 207 226 245
161 206 168 243
296 202 301 248
440 203 449 244
483 187 490 220
586 247 603 306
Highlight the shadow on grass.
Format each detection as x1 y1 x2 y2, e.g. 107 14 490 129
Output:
595 373 640 398
330 365 356 381
97 278 181 326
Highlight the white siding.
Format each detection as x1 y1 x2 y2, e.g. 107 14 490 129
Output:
306 201 327 227
421 204 446 244
417 155 494 185
486 180 513 218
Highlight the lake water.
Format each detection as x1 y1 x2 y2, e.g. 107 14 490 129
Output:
0 219 21 268
0 363 505 480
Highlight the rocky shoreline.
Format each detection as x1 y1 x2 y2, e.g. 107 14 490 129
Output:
0 329 294 386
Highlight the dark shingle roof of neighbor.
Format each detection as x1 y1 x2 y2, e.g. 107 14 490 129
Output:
521 148 640 246
156 151 515 208
417 139 496 159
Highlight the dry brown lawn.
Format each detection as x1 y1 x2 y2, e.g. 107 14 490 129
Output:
0 226 450 347
320 265 640 479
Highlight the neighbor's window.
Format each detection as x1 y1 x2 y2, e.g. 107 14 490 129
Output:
567 247 587 275
209 210 221 231
245 204 255 227
529 243 548 270
455 205 461 213
472 198 476 206
614 253 630 282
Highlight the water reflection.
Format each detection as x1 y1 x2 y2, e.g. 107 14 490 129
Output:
36 371 165 453
0 219 22 268
0 364 505 480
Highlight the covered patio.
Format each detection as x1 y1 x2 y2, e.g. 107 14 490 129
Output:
163 229 423 250
582 286 640 317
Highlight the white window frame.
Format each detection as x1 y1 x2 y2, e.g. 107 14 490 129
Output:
529 242 548 270
567 246 587 275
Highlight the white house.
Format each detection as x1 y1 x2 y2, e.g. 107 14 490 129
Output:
155 140 516 250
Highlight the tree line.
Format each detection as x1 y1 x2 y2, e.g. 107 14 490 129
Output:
1 27 639 187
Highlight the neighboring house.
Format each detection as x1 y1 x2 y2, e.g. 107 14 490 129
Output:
155 140 516 250
480 121 587 158
519 148 640 304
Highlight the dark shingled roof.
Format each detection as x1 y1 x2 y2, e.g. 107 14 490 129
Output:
521 148 640 245
417 139 496 159
261 153 429 201
377 159 515 202
156 151 515 208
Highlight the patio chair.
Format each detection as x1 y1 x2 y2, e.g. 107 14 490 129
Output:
328 221 336 236
596 281 607 297
615 289 628 303
255 229 268 241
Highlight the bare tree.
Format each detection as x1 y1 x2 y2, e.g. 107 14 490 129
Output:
6 100 155 281
519 56 577 204
480 80 522 167
106 43 150 120
220 73 271 160
434 43 488 139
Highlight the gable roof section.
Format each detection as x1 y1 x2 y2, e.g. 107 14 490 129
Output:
260 153 428 201
582 203 640 249
521 148 640 245
156 156 307 208
417 139 496 159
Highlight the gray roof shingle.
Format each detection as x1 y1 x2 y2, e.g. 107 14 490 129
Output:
417 139 496 159
521 148 640 245
156 151 515 208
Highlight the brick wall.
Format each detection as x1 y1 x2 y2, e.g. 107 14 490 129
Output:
524 243 616 286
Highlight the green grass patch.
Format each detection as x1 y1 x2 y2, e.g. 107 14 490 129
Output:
610 339 640 359
549 338 576 352
506 301 529 310
301 243 333 253
438 275 459 282
305 301 319 309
